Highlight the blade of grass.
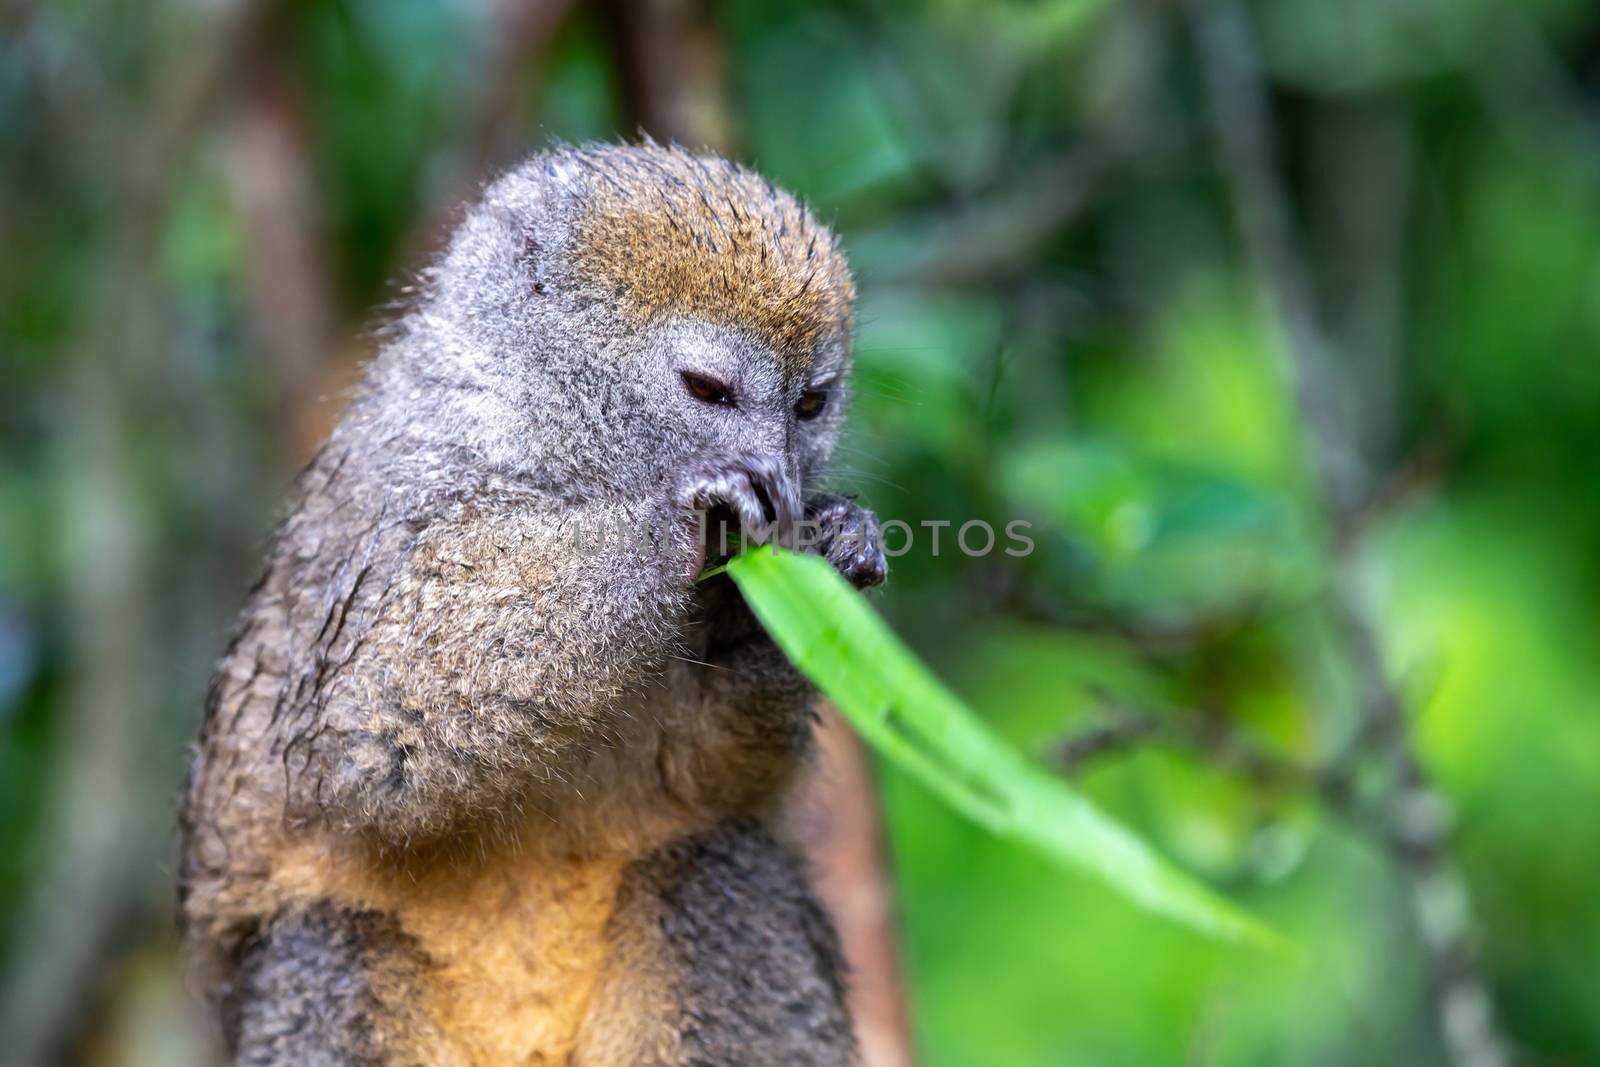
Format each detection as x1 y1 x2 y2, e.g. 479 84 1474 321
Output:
728 545 1288 952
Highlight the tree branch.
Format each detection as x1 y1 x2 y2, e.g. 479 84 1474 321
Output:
399 0 579 273
226 24 337 466
1183 2 1511 1064
591 0 733 152
0 3 270 1062
1052 702 1359 822
787 706 918 1067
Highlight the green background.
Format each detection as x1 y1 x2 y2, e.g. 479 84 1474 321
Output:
4 0 1600 1063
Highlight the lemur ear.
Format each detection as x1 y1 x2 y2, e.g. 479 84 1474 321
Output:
520 232 549 296
481 192 556 299
466 158 572 289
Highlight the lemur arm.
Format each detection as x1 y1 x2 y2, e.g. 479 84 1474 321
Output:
296 495 701 841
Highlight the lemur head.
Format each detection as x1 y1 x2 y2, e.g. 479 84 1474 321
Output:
383 143 856 497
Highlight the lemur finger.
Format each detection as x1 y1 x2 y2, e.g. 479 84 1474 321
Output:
805 495 888 588
832 507 886 589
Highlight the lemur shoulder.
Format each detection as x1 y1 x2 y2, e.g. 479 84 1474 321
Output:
179 142 886 1066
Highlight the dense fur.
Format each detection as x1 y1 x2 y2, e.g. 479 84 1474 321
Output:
569 149 854 369
180 142 882 1065
225 903 435 1066
572 821 855 1066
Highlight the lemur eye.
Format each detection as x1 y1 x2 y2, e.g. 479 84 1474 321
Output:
681 371 735 407
795 389 829 421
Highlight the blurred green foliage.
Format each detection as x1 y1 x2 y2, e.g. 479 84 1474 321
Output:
4 0 1600 1063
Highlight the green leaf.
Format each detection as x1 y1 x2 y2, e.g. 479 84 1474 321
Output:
728 545 1288 952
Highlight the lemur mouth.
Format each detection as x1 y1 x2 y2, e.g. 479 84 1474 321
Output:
699 503 747 570
697 569 765 659
693 503 769 656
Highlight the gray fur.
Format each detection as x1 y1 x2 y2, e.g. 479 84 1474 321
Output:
226 903 432 1067
180 143 884 1065
576 819 856 1067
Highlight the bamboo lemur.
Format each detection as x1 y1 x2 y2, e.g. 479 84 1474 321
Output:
179 143 888 1066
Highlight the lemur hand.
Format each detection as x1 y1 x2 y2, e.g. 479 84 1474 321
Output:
804 494 887 589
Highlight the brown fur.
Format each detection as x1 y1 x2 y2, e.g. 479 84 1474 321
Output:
569 145 854 372
265 831 631 1064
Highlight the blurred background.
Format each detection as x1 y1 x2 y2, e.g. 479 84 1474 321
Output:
4 0 1600 1064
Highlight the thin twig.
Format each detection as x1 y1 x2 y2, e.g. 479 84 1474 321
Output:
1183 1 1511 1064
849 148 1110 289
1183 0 1361 521
789 706 919 1067
1052 702 1358 821
226 32 337 466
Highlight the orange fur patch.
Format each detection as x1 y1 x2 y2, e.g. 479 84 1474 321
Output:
567 146 854 373
271 832 631 1066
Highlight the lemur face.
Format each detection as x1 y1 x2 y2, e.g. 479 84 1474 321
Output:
642 316 849 493
414 144 855 501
